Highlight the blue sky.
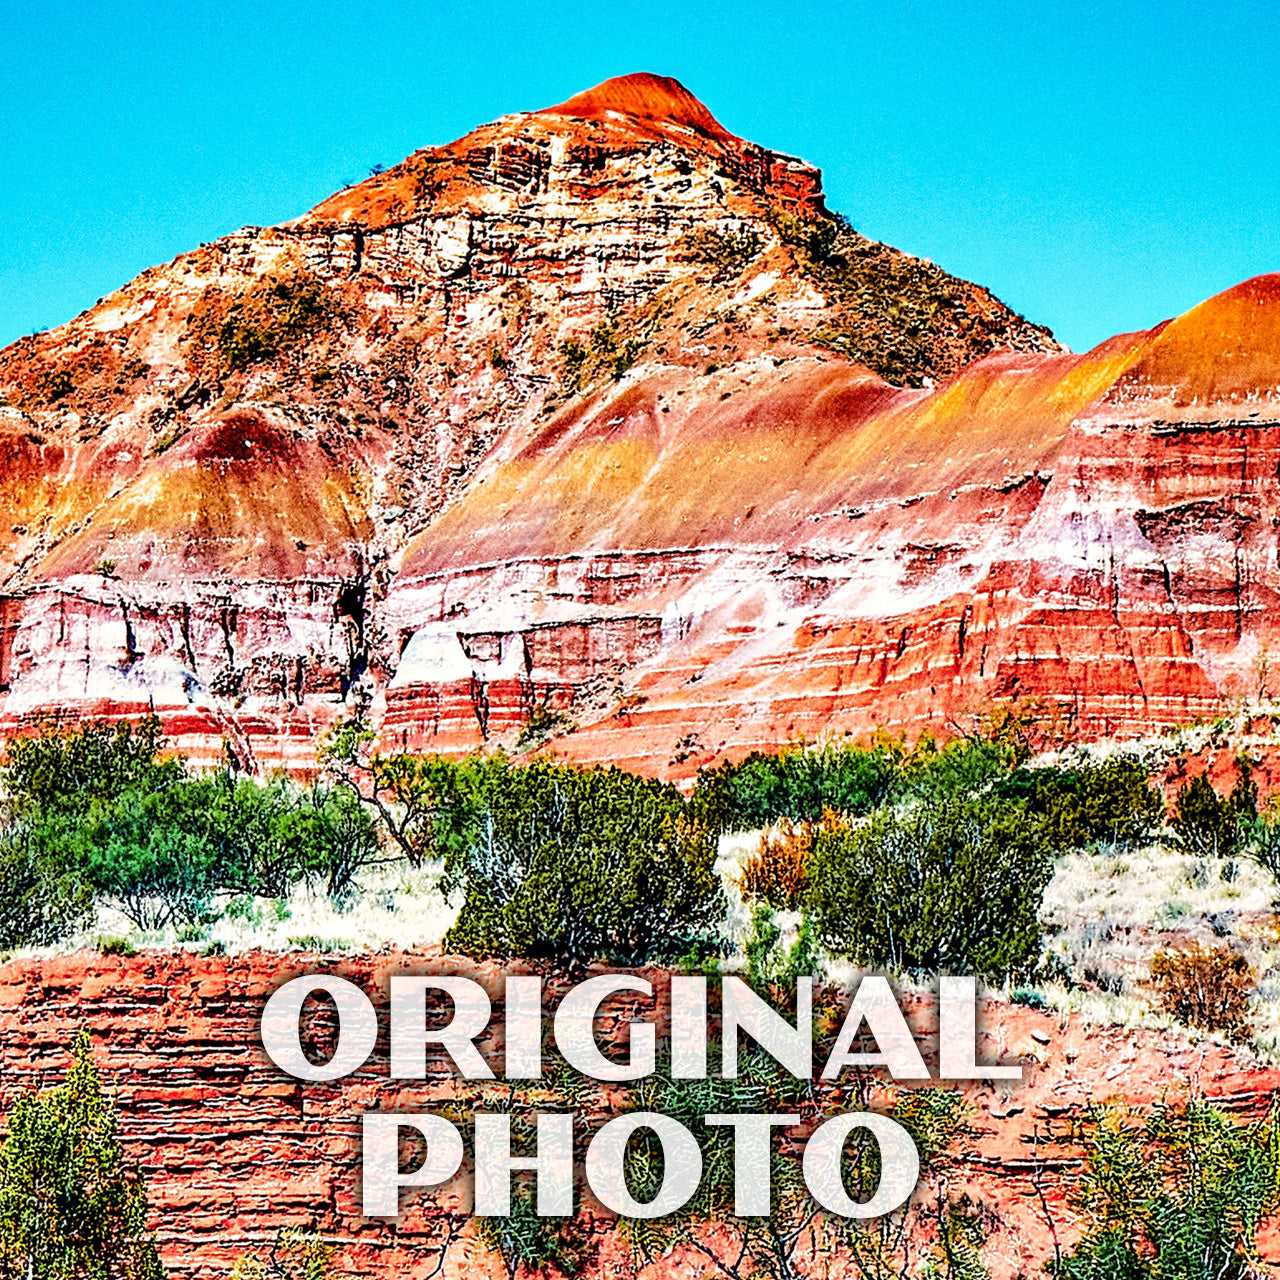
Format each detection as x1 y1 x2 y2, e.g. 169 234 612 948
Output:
1 0 1277 352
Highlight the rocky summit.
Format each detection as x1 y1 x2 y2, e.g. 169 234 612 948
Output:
1 72 1276 776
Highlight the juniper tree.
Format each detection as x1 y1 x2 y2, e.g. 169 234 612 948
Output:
0 1029 163 1280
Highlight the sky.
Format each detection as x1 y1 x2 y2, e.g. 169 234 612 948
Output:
1 0 1277 353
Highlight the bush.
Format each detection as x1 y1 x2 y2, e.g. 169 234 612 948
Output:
993 756 1164 849
743 906 821 992
1149 941 1253 1035
693 740 898 832
683 225 762 274
0 829 93 950
4 717 180 821
515 702 574 752
1240 807 1280 881
231 1227 332 1280
804 797 1054 979
1055 1097 1280 1280
890 732 1016 806
738 819 816 910
3 720 382 935
1169 761 1257 859
0 1029 164 1279
440 760 725 965
213 270 340 372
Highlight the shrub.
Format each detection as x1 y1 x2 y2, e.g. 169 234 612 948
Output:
890 731 1017 806
804 797 1054 979
693 740 898 832
1149 941 1253 1035
993 756 1164 849
4 719 381 931
231 1226 332 1279
683 225 763 274
1240 807 1280 881
0 829 93 950
743 906 820 992
1169 761 1257 859
773 211 839 262
515 701 574 752
84 788 220 930
738 819 815 910
4 717 180 821
1055 1097 1280 1280
440 760 725 965
0 1029 164 1279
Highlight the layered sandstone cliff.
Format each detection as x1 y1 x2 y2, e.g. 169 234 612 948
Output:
1 950 1277 1279
0 73 1275 774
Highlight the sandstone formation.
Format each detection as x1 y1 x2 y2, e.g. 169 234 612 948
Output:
1 950 1277 1279
0 72 1276 776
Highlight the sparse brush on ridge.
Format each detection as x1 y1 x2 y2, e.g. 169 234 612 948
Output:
185 266 345 375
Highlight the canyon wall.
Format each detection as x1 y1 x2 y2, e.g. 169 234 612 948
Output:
0 73 1275 775
2 949 1278 1278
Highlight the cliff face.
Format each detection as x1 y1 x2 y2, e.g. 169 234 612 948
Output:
0 72 1274 773
1 951 1277 1279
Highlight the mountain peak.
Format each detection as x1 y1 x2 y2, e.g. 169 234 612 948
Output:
540 72 732 140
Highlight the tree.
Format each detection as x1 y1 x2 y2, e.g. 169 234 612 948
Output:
0 1029 164 1280
318 716 492 866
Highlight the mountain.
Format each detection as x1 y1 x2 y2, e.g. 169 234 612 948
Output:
0 73 1275 774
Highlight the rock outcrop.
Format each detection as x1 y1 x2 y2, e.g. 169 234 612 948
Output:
1 950 1277 1278
1 72 1276 774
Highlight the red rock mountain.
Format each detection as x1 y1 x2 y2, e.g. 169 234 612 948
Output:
0 73 1275 774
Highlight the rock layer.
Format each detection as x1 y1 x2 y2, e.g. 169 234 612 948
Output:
1 74 1276 773
0 950 1276 1279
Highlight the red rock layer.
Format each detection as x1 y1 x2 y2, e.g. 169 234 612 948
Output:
3 73 1273 774
379 279 1280 776
0 950 1276 1279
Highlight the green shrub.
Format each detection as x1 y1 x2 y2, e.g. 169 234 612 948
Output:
804 797 1053 979
693 741 898 832
231 1227 332 1280
4 718 180 821
3 720 380 934
683 225 763 274
441 759 725 965
515 702 574 752
0 829 93 950
1055 1097 1280 1280
0 1029 164 1279
889 732 1016 806
744 906 820 992
1170 762 1257 858
993 756 1164 849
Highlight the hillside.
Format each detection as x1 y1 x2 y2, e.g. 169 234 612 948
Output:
2 73 1276 775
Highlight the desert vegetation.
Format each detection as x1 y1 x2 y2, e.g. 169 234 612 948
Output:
5 713 1280 1055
